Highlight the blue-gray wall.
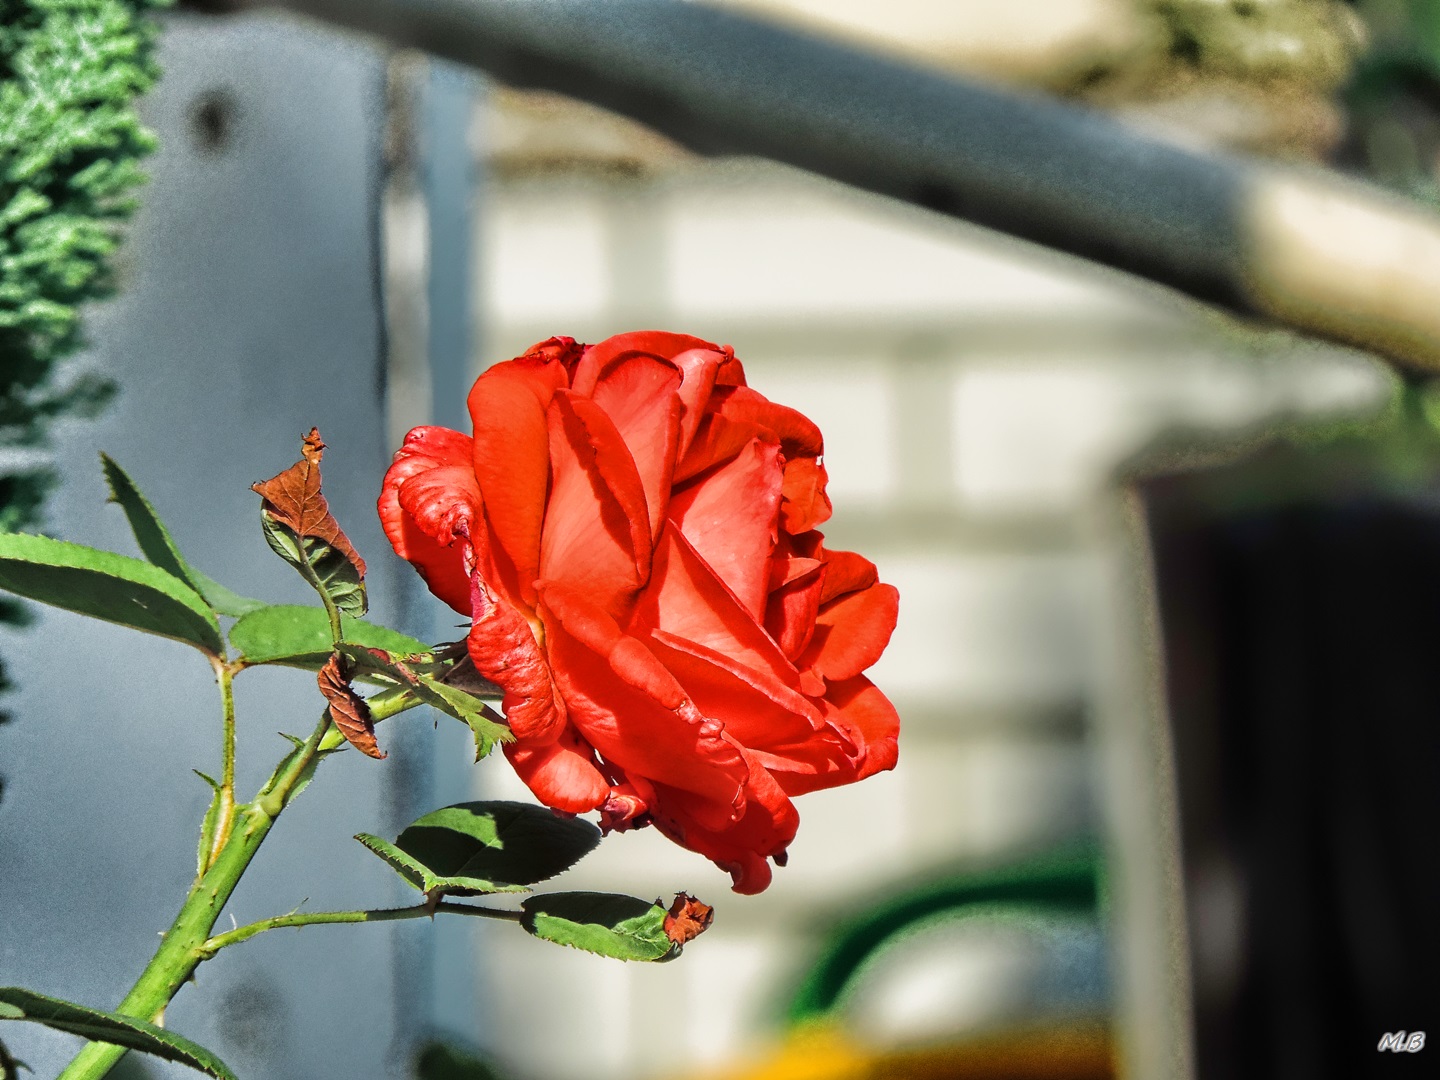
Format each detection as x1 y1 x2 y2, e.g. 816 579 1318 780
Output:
0 13 453 1077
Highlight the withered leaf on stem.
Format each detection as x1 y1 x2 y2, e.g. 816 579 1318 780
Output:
662 893 714 946
251 429 366 578
318 653 385 759
336 644 511 762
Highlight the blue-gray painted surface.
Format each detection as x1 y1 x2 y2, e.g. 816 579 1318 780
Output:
419 57 485 1047
0 13 441 1078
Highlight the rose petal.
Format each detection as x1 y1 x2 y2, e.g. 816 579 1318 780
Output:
765 676 898 797
644 634 855 797
541 582 688 708
468 351 570 604
799 582 900 683
635 525 800 690
600 778 653 832
539 588 749 825
709 385 831 531
768 552 823 591
668 435 784 620
379 426 477 614
764 559 825 660
745 737 857 794
395 464 482 549
588 354 683 543
540 391 651 614
504 726 609 813
673 413 769 484
467 573 566 743
714 348 747 387
570 331 721 396
816 675 900 784
671 348 724 460
713 385 822 458
818 546 879 604
387 514 472 616
522 335 586 371
648 756 798 894
648 629 825 748
779 456 832 533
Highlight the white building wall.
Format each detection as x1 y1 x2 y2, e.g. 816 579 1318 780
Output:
465 125 1386 1080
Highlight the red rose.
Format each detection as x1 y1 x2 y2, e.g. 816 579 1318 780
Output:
379 332 899 893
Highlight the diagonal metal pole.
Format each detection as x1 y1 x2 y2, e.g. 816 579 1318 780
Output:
209 0 1440 373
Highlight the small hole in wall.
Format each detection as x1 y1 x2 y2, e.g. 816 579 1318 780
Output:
191 88 238 154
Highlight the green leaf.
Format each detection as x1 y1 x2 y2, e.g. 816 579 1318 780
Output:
191 570 268 618
0 987 237 1080
420 679 511 762
336 645 509 760
261 518 367 617
255 739 334 807
100 453 196 582
0 534 221 655
520 893 676 962
357 801 601 898
100 452 267 618
194 771 223 876
230 605 428 677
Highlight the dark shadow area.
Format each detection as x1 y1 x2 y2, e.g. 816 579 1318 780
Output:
1144 429 1440 1079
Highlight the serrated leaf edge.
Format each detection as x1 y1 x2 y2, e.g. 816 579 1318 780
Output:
518 895 675 962
0 533 221 654
0 987 238 1080
354 833 531 898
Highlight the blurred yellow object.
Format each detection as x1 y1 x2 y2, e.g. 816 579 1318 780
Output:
694 1021 1113 1080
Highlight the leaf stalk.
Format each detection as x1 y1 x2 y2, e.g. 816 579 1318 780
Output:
198 900 522 957
201 657 240 869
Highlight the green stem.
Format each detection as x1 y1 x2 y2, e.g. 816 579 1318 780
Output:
255 708 333 819
219 664 237 794
201 659 239 871
297 552 344 644
199 901 521 957
56 802 281 1080
57 690 423 1080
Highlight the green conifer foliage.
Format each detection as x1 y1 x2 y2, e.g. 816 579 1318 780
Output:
0 0 166 756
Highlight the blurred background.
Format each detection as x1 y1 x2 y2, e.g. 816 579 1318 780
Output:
3 1 1438 1078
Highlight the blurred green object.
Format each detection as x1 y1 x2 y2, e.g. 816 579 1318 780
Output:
784 844 1104 1027
0 0 165 757
1347 0 1440 199
415 1040 506 1080
1403 0 1440 59
685 845 1113 1080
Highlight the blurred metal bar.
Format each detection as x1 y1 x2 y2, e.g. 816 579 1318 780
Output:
424 59 477 436
209 0 1440 373
419 56 485 1043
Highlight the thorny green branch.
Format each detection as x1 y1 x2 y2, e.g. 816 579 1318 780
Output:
56 687 426 1080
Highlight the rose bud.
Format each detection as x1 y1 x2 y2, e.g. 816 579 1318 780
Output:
379 332 899 893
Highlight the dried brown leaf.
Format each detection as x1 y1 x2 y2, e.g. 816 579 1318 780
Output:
301 428 324 465
252 428 366 577
318 653 385 759
662 892 713 946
